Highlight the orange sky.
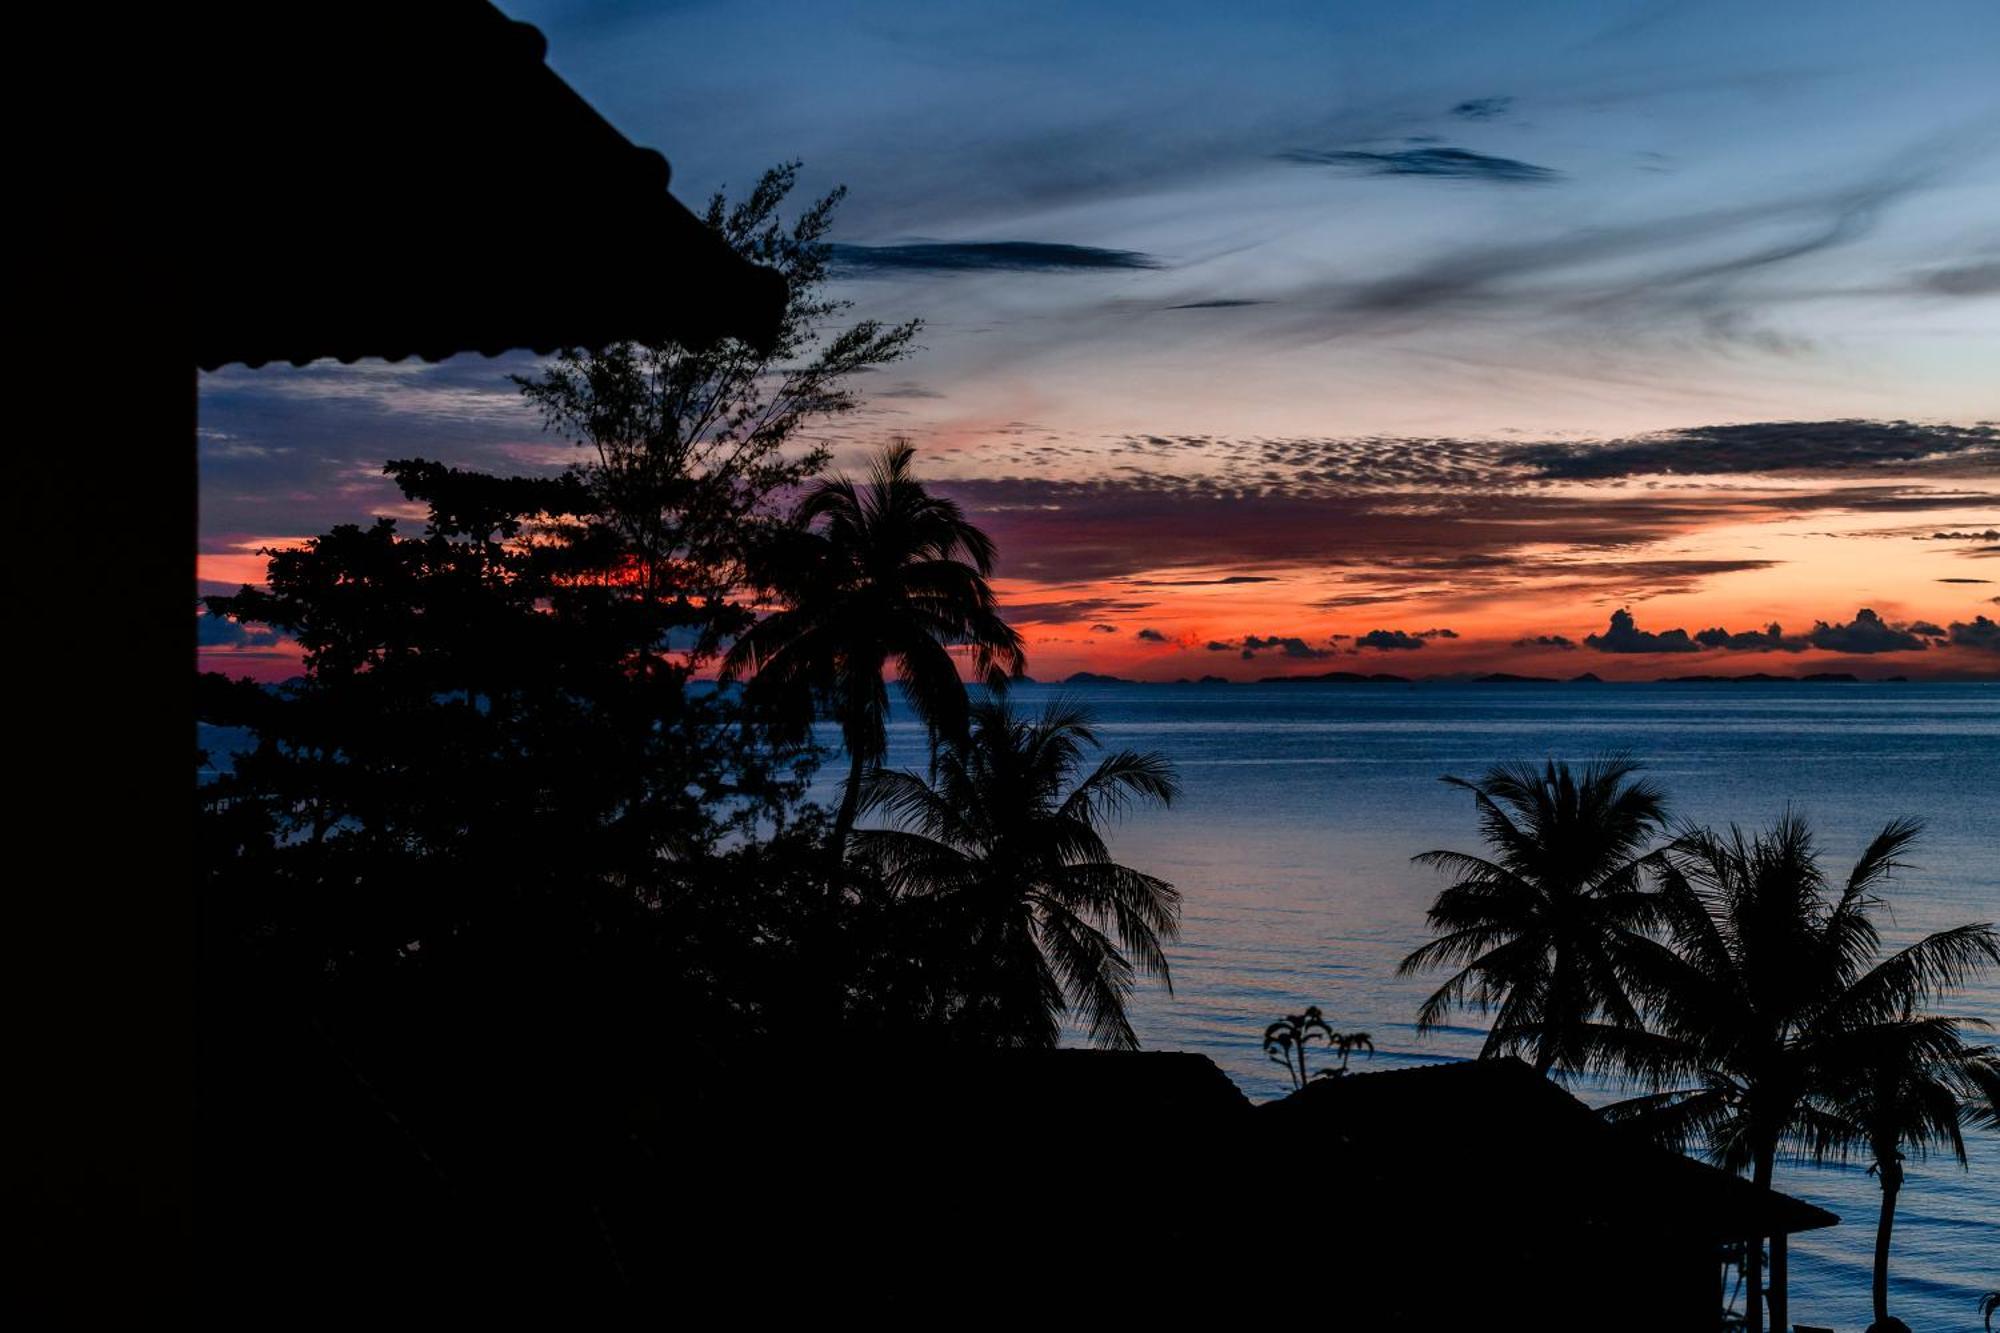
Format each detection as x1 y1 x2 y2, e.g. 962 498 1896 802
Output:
197 436 2000 683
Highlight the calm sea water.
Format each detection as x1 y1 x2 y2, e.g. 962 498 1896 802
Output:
876 681 1999 1331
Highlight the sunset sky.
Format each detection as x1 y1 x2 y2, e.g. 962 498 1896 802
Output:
198 0 2000 680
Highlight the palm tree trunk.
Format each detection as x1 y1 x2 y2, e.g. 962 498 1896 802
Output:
1533 955 1568 1077
832 746 866 862
1872 1156 1902 1327
1748 1147 1774 1333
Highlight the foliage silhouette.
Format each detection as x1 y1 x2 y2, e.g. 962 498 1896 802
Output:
1398 757 1677 1077
515 161 920 633
200 458 825 1028
195 169 967 1304
849 696 1179 1048
1263 1006 1372 1089
1828 1019 1999 1330
1602 814 2000 1333
201 164 951 1036
724 438 1027 853
1965 1054 2000 1132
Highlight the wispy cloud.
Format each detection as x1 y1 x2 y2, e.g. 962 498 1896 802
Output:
1514 420 2000 481
1278 145 1559 183
1450 96 1514 121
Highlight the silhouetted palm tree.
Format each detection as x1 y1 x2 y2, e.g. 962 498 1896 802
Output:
1319 1029 1374 1078
851 696 1179 1049
1398 757 1675 1077
1826 1022 1999 1331
1965 1053 2000 1132
1263 1006 1374 1090
723 440 1026 853
1607 814 2000 1333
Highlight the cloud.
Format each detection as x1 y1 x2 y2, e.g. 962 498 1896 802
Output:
1513 420 2000 482
1918 529 2000 541
197 604 283 648
1165 299 1269 310
1921 261 2000 296
1127 574 1278 586
1135 627 1169 642
1939 578 1993 584
830 241 1161 274
1450 97 1513 121
1948 616 2000 652
1088 623 1117 633
1279 146 1558 183
1313 592 1418 608
1693 622 1808 652
1211 634 1334 661
1585 606 1942 655
1353 629 1430 651
1418 627 1460 639
1286 172 1937 337
1514 634 1578 650
1002 596 1155 623
938 474 1788 585
1585 608 1701 654
1087 420 1995 504
1804 608 1933 653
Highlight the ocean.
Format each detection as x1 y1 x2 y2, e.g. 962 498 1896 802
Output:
874 680 1999 1331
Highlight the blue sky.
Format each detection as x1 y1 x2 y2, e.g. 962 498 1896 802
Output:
502 0 2000 437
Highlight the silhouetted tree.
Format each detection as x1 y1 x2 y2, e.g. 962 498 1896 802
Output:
1964 1053 2000 1132
1604 814 2000 1333
1318 1029 1374 1079
204 163 926 1030
1824 1025 1998 1332
1263 1007 1372 1089
1398 758 1675 1077
850 696 1179 1048
515 161 920 637
1263 1009 1324 1091
724 440 1026 854
200 462 824 1022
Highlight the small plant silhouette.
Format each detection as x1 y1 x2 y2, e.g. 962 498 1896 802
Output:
1980 1289 1997 1332
1263 1006 1372 1090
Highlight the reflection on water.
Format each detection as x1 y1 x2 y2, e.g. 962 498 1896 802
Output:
870 682 2000 1331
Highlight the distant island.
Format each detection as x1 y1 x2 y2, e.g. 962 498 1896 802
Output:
1657 672 1864 684
1258 671 1411 684
1062 671 1137 685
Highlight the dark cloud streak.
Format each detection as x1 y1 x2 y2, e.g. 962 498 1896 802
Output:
830 241 1160 274
1279 145 1558 183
